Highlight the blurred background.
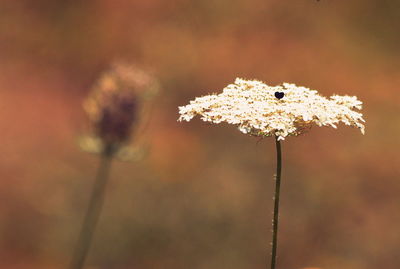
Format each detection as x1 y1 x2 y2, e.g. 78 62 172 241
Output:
0 0 399 268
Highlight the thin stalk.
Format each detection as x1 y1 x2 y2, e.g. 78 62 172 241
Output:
270 137 282 269
69 149 114 269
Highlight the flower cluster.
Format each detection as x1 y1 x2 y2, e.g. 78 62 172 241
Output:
178 78 365 140
83 61 158 154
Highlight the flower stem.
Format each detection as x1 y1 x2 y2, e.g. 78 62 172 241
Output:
69 148 114 269
270 137 282 269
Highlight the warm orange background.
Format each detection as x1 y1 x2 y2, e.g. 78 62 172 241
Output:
0 1 399 268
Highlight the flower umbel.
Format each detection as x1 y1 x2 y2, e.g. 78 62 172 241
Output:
178 78 365 140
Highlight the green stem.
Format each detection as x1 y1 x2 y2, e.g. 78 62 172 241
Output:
270 137 282 269
69 149 113 269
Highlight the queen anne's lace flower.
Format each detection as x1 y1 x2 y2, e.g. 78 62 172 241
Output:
178 78 365 140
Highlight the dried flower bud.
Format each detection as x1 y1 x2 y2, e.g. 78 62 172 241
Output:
83 61 158 155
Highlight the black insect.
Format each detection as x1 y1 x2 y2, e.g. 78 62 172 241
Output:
274 92 284 100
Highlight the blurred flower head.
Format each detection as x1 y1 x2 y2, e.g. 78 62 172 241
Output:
178 78 365 140
82 61 159 155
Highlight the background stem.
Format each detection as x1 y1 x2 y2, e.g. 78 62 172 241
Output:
270 137 282 269
69 150 113 269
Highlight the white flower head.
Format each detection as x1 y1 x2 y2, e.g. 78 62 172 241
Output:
178 78 365 140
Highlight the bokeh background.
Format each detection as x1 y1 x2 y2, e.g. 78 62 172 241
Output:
1 0 399 268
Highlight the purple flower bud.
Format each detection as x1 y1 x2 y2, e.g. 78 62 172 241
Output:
84 62 158 154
